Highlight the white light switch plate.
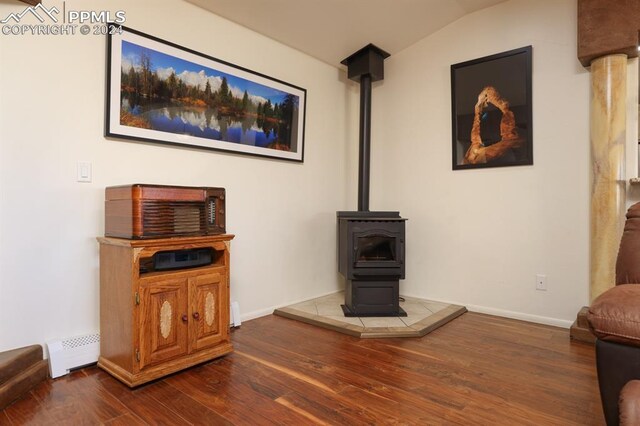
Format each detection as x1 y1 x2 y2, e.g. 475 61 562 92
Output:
77 161 92 182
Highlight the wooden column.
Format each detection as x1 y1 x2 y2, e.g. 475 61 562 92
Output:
589 54 627 301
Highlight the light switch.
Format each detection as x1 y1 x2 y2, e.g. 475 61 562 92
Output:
77 161 92 183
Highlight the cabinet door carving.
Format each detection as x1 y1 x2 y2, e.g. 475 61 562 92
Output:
139 276 189 369
190 271 227 351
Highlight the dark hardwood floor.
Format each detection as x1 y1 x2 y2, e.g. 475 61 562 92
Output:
0 312 603 425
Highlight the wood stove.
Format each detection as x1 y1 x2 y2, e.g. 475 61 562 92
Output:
337 44 407 317
338 211 406 316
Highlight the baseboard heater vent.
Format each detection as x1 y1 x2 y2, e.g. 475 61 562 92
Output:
230 301 241 327
46 333 100 378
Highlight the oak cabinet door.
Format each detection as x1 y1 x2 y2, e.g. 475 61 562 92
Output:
189 271 228 351
139 277 189 369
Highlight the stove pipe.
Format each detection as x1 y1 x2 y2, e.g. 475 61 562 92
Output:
341 44 390 212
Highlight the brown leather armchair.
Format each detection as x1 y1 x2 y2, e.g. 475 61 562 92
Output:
588 202 640 426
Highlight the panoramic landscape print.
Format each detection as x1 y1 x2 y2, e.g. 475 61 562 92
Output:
107 28 305 161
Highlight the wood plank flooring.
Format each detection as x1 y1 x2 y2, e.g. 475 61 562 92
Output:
0 312 604 425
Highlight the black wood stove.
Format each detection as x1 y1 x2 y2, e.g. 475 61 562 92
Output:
338 44 407 317
337 211 406 316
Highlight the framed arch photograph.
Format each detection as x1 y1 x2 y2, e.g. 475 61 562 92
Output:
451 46 532 170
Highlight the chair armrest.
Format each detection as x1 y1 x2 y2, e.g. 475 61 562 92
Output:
588 285 640 347
620 380 640 425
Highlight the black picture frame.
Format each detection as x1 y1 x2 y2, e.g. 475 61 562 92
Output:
106 26 306 162
451 46 532 170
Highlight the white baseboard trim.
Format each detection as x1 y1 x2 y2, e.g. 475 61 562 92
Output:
463 303 573 329
241 291 573 329
240 289 342 323
401 293 573 329
240 306 276 322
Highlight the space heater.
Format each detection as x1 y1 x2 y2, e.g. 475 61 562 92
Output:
46 333 100 378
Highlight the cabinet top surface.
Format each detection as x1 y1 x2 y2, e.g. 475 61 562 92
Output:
97 234 235 247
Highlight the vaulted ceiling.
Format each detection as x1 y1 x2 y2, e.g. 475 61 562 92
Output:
185 0 507 67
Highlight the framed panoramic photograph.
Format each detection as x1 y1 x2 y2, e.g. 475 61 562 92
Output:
106 26 306 162
451 46 532 170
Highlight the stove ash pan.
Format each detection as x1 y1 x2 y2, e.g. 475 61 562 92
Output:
337 212 406 280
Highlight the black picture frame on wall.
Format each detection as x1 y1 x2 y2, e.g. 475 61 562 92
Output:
106 25 306 162
451 46 532 170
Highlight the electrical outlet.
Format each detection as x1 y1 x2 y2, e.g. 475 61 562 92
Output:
536 274 547 291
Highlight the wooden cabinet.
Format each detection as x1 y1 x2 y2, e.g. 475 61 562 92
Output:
97 235 234 387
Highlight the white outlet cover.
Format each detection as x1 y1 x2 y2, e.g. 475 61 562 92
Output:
536 274 547 291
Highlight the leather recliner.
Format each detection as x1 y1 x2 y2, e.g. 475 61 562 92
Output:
588 202 640 426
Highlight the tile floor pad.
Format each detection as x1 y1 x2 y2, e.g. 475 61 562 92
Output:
273 292 467 338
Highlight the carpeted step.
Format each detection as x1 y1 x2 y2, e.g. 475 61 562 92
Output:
0 345 48 410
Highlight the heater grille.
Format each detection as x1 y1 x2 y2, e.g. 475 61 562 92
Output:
61 334 100 350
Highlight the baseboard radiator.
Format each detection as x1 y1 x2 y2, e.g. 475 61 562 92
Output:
46 333 100 378
230 301 241 327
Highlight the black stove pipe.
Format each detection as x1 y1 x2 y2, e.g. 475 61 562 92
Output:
341 44 389 212
358 74 372 211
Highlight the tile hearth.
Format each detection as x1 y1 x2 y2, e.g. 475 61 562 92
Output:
273 292 466 338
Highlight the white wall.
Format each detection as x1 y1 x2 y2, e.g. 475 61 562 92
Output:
1 0 632 350
370 0 592 326
0 0 353 352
